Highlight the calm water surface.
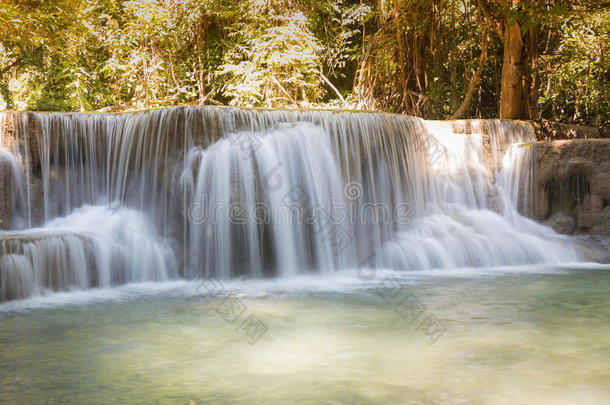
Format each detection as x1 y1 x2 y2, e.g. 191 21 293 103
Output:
1 266 609 404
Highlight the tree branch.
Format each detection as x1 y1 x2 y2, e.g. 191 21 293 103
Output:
320 71 345 104
0 58 21 77
478 0 503 38
451 28 489 119
271 76 297 105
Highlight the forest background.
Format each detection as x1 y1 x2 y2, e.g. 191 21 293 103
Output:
1 0 607 125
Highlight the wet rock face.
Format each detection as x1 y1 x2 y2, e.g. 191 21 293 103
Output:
543 212 576 234
0 155 14 229
532 139 610 236
0 114 16 229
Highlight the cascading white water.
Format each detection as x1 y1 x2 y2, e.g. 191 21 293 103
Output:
0 147 27 229
181 123 353 278
0 206 176 302
375 120 576 270
0 107 584 302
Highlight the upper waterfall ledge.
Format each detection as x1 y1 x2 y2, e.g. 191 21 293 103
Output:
2 108 607 236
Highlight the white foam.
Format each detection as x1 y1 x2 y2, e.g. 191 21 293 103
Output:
2 263 607 312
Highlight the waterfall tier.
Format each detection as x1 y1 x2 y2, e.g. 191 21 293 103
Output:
0 107 581 301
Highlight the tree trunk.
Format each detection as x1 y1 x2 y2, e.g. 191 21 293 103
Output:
499 19 524 119
522 26 539 120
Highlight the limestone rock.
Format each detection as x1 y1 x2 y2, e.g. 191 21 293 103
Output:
543 212 576 234
532 139 610 235
531 120 608 142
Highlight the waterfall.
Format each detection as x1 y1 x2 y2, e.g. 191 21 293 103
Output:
0 206 176 302
0 107 581 301
181 123 354 278
378 120 572 270
0 147 27 230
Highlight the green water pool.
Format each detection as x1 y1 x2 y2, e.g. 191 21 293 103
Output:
1 266 609 404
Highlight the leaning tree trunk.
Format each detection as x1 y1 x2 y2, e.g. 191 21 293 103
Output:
499 19 524 119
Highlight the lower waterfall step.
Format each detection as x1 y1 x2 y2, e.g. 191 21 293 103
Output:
0 205 177 302
0 231 99 301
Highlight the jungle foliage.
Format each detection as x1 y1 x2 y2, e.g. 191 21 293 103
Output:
1 0 607 125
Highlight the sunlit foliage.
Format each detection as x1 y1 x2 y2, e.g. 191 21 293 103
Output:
0 0 606 125
538 7 609 124
218 3 324 107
